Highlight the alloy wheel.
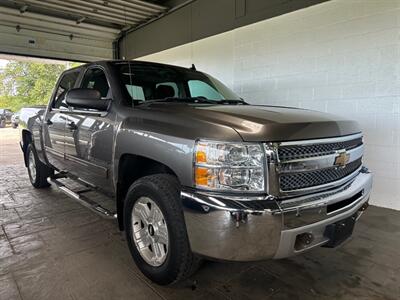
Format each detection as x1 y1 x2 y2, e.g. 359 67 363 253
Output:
131 197 169 267
28 149 36 181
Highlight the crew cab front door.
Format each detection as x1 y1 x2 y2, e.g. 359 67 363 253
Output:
43 69 80 171
63 66 114 192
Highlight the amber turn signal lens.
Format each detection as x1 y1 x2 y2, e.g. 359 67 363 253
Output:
195 167 209 185
196 151 207 163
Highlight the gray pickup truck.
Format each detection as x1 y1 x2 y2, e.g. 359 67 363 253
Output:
20 60 372 285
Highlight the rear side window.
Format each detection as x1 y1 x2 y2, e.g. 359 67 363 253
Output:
81 68 110 98
53 71 80 109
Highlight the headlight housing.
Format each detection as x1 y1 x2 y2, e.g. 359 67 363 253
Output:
194 140 265 192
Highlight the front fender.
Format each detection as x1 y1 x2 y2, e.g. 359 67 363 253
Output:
113 127 196 188
112 109 243 189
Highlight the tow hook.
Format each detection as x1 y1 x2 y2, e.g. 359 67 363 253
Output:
295 232 314 250
356 201 369 220
231 211 247 228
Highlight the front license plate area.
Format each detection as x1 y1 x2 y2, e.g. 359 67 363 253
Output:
323 215 356 248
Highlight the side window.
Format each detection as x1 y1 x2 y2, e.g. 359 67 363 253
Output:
155 82 178 97
125 84 145 100
81 68 110 98
188 80 223 100
53 71 79 109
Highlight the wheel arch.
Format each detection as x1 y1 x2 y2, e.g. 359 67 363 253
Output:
21 129 33 167
116 153 179 231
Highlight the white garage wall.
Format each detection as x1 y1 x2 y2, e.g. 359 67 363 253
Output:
140 0 400 211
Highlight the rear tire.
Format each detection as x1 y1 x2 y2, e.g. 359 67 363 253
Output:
0 120 5 128
124 174 201 285
26 144 53 188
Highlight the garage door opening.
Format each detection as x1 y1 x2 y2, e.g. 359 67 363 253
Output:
0 54 82 115
0 54 81 166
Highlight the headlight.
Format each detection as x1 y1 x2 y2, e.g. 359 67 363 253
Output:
194 140 265 192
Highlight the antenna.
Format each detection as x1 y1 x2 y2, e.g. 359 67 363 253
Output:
190 4 194 66
123 4 134 107
190 64 196 71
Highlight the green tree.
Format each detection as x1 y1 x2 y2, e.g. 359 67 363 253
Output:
0 61 81 112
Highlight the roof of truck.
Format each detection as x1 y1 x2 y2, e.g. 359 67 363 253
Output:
68 60 195 73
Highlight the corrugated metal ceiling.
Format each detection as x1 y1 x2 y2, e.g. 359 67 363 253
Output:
0 0 169 40
0 0 170 61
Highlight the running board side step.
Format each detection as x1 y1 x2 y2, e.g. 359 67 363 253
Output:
48 177 117 219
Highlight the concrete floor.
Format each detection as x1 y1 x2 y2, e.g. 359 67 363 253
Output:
0 127 399 300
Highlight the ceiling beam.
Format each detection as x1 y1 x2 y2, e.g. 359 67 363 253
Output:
13 0 139 26
88 0 157 17
105 0 168 14
67 0 156 19
41 0 142 23
114 0 168 11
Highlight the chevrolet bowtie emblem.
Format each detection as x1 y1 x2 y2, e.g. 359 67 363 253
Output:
334 151 350 167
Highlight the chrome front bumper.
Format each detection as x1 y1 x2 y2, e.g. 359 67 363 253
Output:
181 168 372 261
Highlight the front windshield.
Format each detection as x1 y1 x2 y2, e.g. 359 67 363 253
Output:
113 62 242 104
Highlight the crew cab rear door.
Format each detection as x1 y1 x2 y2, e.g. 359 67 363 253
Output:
42 69 80 171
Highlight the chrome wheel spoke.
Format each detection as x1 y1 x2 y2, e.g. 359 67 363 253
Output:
135 228 151 249
152 241 163 262
155 226 168 245
134 202 150 226
148 205 156 222
153 206 163 223
28 151 36 179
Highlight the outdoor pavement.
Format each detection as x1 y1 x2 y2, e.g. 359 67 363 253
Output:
0 127 399 300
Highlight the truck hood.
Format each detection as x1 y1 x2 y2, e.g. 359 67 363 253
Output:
145 103 361 142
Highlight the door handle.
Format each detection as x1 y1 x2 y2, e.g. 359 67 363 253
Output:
46 119 53 125
67 121 77 130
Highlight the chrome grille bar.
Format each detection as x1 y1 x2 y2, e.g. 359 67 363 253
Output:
278 144 364 173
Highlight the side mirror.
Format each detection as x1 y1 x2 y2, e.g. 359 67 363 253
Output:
66 88 111 111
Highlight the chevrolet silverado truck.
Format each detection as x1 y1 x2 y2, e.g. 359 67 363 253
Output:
20 60 372 285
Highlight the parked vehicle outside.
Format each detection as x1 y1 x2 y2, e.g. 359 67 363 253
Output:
0 108 13 128
11 112 20 128
19 60 372 285
18 106 46 126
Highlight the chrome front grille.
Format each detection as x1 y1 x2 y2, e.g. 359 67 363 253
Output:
280 158 362 191
266 133 364 197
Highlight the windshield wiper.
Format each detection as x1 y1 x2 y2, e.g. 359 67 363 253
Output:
137 97 248 105
215 99 248 105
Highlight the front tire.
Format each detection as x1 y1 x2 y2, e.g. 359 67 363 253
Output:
26 144 53 188
124 174 200 285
